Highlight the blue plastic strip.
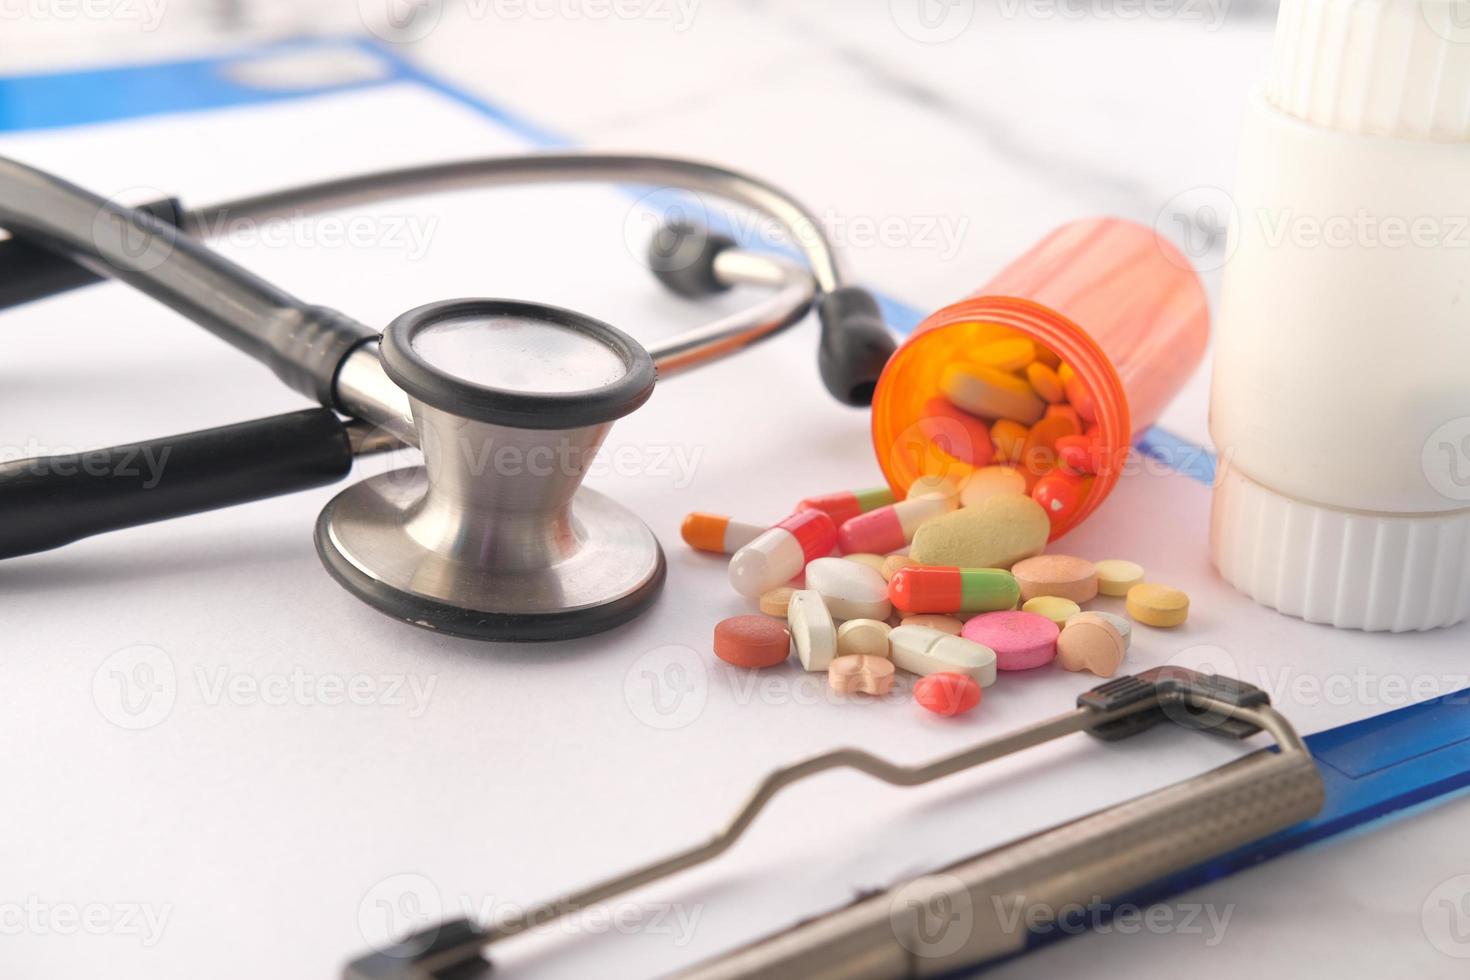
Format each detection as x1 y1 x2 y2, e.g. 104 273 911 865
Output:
1135 425 1218 485
0 38 410 131
1004 685 1470 968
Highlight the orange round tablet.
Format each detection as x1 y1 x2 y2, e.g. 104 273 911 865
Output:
714 615 791 668
1010 554 1099 603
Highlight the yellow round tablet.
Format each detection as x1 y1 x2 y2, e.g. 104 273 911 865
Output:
759 586 796 618
1126 583 1189 628
1022 595 1081 627
1095 559 1145 597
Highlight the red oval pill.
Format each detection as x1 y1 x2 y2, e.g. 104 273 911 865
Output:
1033 470 1086 525
713 615 792 669
914 673 982 716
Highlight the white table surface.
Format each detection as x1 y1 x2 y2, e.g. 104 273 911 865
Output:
2 5 1468 978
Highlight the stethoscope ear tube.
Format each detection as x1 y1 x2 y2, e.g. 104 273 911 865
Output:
0 196 183 312
647 221 896 405
816 286 896 406
0 155 377 406
0 408 354 560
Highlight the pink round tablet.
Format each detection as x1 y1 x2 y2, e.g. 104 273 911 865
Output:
960 611 1059 671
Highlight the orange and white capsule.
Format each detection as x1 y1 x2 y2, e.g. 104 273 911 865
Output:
681 512 764 555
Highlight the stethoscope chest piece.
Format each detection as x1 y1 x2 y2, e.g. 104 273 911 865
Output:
314 299 665 641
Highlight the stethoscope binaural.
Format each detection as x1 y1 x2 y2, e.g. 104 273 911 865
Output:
0 153 895 641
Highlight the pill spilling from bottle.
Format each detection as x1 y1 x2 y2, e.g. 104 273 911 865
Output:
696 489 1189 718
691 335 1194 719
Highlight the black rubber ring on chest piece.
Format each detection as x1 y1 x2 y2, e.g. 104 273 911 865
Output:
380 298 656 430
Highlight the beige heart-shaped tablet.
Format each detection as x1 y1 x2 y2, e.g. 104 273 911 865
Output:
909 493 1050 570
827 655 896 696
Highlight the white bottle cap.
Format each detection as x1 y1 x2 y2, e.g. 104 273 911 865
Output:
1213 462 1470 633
1267 0 1470 140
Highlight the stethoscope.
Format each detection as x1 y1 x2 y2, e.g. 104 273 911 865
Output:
0 153 895 641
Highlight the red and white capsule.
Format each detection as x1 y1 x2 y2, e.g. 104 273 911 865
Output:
837 496 954 555
728 510 837 598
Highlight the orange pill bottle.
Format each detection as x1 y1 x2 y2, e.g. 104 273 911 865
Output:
870 217 1209 539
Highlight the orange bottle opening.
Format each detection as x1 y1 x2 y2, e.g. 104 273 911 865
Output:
870 218 1209 541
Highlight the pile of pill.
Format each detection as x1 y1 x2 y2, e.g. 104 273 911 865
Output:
688 464 1191 719
931 336 1106 525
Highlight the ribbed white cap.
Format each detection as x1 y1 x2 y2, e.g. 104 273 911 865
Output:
1267 0 1470 140
1212 462 1470 632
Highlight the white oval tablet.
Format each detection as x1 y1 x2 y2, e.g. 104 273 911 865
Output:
888 625 997 686
787 590 837 672
804 557 892 622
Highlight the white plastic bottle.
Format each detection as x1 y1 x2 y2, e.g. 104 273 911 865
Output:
1211 0 1470 631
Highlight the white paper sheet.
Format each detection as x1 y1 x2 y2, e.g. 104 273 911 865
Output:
2 54 1467 980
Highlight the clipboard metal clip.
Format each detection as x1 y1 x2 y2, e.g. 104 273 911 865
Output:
343 667 1325 979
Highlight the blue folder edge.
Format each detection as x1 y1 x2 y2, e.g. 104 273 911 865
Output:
3 32 1466 964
